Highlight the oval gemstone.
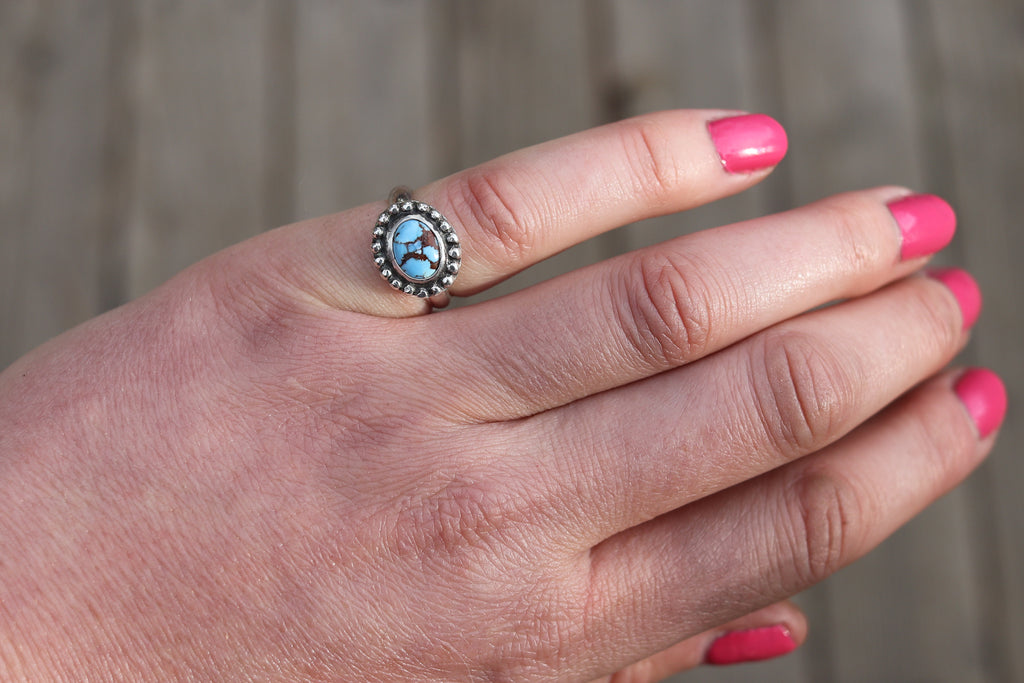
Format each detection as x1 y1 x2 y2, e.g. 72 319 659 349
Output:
391 218 442 282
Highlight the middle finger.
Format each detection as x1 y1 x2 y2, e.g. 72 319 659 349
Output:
524 270 977 545
432 188 955 420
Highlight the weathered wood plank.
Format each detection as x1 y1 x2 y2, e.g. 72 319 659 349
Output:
0 2 36 369
774 2 925 197
930 3 1024 681
0 1 124 368
451 0 599 166
608 0 789 256
449 0 603 302
772 2 983 682
127 0 274 297
292 0 436 221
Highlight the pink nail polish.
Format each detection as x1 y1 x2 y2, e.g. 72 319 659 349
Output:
928 267 982 330
889 194 957 260
708 113 788 174
955 368 1008 439
705 625 797 665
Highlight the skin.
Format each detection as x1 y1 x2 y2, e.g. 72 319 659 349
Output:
0 110 997 681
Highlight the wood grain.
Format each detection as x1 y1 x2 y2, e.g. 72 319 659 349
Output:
931 4 1024 681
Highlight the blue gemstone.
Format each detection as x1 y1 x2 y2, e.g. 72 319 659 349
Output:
391 218 441 281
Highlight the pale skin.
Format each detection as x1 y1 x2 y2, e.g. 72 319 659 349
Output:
0 110 998 681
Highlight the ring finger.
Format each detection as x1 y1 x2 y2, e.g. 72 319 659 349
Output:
518 269 979 545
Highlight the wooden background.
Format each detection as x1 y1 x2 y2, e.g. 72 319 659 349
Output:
1 2 1022 681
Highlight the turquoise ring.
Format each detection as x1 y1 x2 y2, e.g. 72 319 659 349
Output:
372 187 461 307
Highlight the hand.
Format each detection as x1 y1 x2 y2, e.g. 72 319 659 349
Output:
0 110 1005 681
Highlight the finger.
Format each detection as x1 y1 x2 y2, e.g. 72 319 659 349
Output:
217 110 786 317
530 270 978 545
418 110 786 296
579 367 1006 678
436 188 956 420
595 601 805 683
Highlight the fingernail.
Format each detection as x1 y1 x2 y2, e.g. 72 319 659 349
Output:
928 267 982 330
708 113 788 174
955 368 1008 439
705 625 797 665
888 194 957 260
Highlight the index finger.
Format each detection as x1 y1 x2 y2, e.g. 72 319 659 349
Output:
238 110 786 317
419 110 787 296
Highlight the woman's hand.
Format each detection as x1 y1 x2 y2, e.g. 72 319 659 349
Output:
0 110 1004 681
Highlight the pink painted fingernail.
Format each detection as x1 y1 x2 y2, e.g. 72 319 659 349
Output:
928 267 982 330
888 194 957 260
955 368 1008 439
708 113 788 174
705 625 797 665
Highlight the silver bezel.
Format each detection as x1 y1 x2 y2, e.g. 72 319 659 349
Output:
372 200 461 298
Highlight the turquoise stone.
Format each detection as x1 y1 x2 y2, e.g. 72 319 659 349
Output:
391 218 441 281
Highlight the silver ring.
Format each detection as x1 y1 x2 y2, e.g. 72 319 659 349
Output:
371 186 461 308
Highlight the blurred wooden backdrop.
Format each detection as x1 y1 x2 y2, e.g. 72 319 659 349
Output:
1 2 1022 681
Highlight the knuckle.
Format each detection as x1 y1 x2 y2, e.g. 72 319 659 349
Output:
199 261 312 360
908 281 962 354
445 167 538 265
513 592 582 676
783 465 864 586
614 250 717 368
393 474 516 562
426 482 503 556
908 384 981 483
919 418 975 479
614 117 681 205
816 195 888 274
752 331 855 455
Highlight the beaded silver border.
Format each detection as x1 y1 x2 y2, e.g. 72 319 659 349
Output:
371 197 461 298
